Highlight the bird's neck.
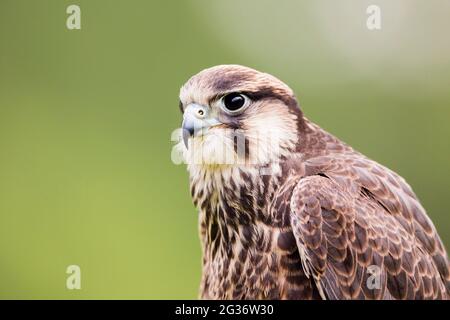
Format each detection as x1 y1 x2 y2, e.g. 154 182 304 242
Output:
190 164 275 218
189 156 301 256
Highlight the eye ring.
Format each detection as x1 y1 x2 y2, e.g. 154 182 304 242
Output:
220 93 250 114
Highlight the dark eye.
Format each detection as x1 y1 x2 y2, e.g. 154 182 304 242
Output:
222 93 248 112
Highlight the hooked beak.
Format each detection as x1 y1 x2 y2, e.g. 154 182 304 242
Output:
182 104 222 148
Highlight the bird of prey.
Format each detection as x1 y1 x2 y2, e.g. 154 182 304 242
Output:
177 64 450 300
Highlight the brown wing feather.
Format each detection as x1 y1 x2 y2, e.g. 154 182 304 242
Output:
288 160 450 300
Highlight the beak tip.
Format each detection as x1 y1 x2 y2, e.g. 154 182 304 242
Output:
182 128 190 149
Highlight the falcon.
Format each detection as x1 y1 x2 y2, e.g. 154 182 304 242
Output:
177 64 450 299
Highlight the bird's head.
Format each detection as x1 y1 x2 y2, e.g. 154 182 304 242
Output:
178 65 304 169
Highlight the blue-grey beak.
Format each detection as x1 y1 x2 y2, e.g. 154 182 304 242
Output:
182 104 221 148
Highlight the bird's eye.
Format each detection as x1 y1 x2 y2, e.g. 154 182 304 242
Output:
222 93 249 113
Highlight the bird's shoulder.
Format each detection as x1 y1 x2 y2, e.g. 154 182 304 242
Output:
272 148 450 299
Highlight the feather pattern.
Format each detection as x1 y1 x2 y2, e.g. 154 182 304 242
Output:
179 65 450 299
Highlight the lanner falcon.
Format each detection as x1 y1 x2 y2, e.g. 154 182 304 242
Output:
177 65 450 300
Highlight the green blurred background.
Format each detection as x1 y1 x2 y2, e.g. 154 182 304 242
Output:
0 0 449 299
